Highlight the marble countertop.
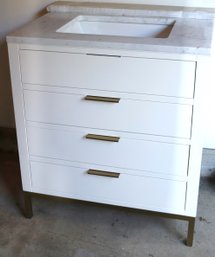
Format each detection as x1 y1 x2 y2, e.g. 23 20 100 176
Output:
7 2 215 55
47 1 215 19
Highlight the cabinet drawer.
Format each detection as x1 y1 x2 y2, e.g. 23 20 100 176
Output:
27 125 189 177
24 90 192 139
30 161 186 213
20 50 196 98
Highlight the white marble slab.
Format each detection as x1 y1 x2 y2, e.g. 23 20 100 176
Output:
6 2 215 55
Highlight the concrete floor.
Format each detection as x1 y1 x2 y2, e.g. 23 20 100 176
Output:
0 151 215 257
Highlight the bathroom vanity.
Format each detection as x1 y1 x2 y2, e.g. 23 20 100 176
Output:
7 1 215 246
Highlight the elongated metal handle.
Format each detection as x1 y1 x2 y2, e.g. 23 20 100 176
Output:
85 95 120 103
86 134 120 142
87 169 120 178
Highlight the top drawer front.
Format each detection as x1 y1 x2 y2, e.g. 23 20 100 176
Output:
19 50 196 98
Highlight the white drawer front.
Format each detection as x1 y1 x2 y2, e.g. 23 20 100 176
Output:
24 90 192 139
20 50 195 98
30 161 186 214
27 125 189 177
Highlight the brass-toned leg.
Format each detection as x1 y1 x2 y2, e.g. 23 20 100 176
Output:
186 217 195 247
23 192 33 218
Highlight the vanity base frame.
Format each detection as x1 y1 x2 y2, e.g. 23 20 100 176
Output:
22 190 195 247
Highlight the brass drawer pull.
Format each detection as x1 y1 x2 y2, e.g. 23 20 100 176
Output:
85 95 120 103
86 134 120 142
87 169 120 178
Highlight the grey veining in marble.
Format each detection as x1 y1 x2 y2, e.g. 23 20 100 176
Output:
6 2 215 55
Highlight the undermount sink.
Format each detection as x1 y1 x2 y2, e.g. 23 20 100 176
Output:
57 15 175 38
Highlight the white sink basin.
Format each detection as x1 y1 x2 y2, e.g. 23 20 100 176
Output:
57 15 174 38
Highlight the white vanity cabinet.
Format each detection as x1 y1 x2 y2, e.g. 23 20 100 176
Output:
8 43 203 246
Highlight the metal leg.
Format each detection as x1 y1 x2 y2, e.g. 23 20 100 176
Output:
20 191 196 245
23 191 33 218
186 217 195 247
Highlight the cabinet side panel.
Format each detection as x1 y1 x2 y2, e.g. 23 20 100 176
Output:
7 43 32 191
185 60 205 217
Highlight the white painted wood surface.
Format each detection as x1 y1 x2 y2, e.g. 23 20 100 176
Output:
30 161 187 214
27 124 190 178
19 50 196 98
8 43 205 218
7 44 32 191
23 89 193 138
